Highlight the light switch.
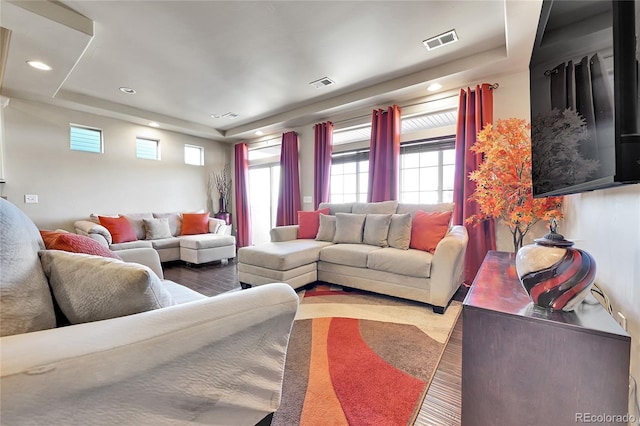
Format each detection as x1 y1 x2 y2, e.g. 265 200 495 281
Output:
303 196 312 204
24 194 38 204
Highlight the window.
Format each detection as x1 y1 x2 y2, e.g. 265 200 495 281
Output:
136 137 160 160
248 165 280 246
70 124 102 153
330 149 369 203
184 144 204 166
399 137 455 204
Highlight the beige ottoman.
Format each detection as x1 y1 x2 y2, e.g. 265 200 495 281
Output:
237 240 333 289
179 234 236 264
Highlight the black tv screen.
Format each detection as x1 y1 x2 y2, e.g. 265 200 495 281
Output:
529 0 640 197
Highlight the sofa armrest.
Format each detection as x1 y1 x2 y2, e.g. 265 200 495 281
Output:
117 247 165 279
429 225 469 308
0 283 299 426
270 225 299 242
74 220 112 246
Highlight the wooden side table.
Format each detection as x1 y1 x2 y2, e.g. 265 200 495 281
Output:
462 251 630 426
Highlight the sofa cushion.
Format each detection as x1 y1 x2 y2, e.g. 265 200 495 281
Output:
99 216 138 244
179 234 236 250
152 212 183 236
143 217 173 240
238 240 333 270
0 199 56 337
320 244 382 268
122 213 154 240
110 240 153 251
409 210 452 253
316 214 336 242
40 230 121 259
39 250 175 324
318 202 354 215
367 247 434 278
363 214 392 247
352 200 398 215
298 208 330 239
150 237 181 250
181 212 210 235
333 213 366 244
387 213 412 250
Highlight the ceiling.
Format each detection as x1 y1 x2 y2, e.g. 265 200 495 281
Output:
0 0 543 143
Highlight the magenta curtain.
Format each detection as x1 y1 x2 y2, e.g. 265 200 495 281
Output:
234 143 251 248
276 131 302 226
368 105 401 202
313 121 333 209
453 84 496 285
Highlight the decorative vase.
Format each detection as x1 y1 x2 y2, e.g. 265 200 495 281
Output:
515 219 596 312
218 196 227 213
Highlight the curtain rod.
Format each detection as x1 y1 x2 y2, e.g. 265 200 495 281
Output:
327 82 499 127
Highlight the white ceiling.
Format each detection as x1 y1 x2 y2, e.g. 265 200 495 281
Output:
0 0 543 143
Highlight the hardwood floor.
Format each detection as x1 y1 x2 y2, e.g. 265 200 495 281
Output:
163 259 463 426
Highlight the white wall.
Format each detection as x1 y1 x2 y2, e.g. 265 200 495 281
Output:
1 98 231 230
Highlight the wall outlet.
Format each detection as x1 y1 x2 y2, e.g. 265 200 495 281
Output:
616 312 627 331
24 194 38 204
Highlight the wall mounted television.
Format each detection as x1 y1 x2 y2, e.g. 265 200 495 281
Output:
529 0 640 197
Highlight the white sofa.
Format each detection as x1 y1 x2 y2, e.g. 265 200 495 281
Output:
238 201 468 313
75 212 236 264
1 198 299 425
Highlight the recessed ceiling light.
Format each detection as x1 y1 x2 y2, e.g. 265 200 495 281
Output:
423 29 458 51
427 83 442 92
119 87 136 94
255 130 264 136
26 60 52 71
149 122 159 127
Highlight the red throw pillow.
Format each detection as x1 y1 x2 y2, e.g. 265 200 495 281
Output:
40 230 121 259
409 210 452 253
297 208 331 239
181 212 210 235
98 215 138 244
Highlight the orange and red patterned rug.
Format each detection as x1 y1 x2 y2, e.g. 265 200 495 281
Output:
272 285 461 426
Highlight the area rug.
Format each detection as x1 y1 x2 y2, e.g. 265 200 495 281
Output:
272 285 462 426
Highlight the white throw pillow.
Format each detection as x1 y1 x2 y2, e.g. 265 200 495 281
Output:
316 214 337 242
39 250 174 324
363 214 392 247
387 213 413 250
143 217 173 240
333 213 366 244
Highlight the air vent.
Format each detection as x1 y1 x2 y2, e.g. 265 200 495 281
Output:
423 29 458 51
310 77 335 89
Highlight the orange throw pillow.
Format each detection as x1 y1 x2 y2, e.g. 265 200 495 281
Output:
297 208 330 239
409 210 452 253
40 230 121 259
98 215 137 244
181 212 210 235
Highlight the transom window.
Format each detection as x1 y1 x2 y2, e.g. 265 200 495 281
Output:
136 137 160 160
70 124 102 153
184 144 204 166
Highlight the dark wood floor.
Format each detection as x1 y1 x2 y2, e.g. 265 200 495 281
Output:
163 259 463 426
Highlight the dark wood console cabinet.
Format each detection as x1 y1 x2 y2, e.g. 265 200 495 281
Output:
462 251 630 426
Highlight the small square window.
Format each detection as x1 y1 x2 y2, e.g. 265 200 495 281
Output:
136 137 160 160
185 144 204 166
70 125 102 153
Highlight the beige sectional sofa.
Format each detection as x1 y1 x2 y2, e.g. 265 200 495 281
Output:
75 212 236 264
1 198 298 425
238 201 468 313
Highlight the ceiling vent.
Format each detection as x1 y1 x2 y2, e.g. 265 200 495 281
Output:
310 77 335 89
422 29 458 51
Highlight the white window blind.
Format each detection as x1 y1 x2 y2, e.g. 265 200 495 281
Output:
136 137 160 160
70 125 102 153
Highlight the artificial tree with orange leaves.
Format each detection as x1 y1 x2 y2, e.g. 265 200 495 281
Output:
467 118 563 252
